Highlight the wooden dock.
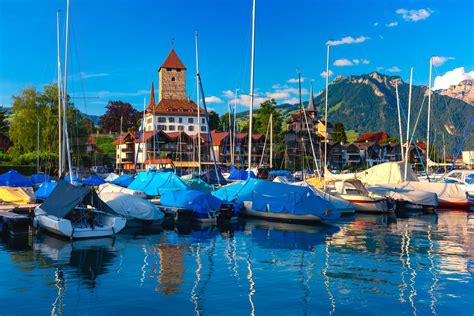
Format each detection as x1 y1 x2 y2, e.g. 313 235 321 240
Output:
0 210 32 236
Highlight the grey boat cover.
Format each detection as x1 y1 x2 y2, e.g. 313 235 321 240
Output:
40 180 116 218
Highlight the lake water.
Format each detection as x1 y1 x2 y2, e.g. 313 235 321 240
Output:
1 212 472 315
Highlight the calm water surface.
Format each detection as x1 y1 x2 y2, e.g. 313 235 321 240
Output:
0 212 473 315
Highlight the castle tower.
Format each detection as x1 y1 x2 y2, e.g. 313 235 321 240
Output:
158 49 187 101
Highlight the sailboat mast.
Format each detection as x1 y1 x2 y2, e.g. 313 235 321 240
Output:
270 113 273 169
228 103 233 165
426 57 433 171
404 67 413 181
395 80 404 161
56 9 63 177
233 88 239 166
195 31 201 174
247 0 256 175
323 44 331 178
63 0 73 181
37 121 40 173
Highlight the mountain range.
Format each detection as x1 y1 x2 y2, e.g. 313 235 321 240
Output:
237 72 473 155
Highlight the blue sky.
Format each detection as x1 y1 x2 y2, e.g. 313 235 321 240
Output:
0 0 473 116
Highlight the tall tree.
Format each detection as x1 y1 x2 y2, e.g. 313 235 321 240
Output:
0 106 9 135
208 111 220 131
99 101 140 133
254 99 283 140
331 121 347 144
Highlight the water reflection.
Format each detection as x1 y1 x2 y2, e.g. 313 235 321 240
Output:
0 212 472 315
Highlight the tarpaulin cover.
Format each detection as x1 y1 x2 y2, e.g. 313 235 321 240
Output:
228 165 256 181
99 192 164 220
200 169 228 185
0 186 35 205
213 178 340 220
111 175 134 187
269 170 293 180
0 170 32 187
82 175 106 186
367 182 438 207
104 173 119 182
35 181 57 201
400 181 468 203
128 171 189 197
41 180 116 218
31 174 51 185
64 175 79 183
98 183 146 198
182 177 214 194
325 162 419 185
160 189 223 216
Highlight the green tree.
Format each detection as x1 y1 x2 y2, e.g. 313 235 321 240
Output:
99 101 140 132
254 99 283 140
208 111 220 131
0 107 9 135
331 121 347 144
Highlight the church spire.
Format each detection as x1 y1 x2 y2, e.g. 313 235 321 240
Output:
148 82 155 108
307 81 315 111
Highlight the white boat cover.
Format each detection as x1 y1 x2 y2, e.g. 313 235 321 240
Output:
99 192 164 221
367 182 438 207
400 181 468 203
326 162 419 185
105 173 120 182
98 183 146 198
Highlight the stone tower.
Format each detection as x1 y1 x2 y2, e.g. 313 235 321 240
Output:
158 49 187 101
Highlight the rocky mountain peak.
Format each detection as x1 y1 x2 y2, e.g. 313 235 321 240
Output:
438 79 474 105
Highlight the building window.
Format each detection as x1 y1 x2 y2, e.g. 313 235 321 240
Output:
161 125 167 131
169 125 176 131
178 118 183 123
201 118 205 124
147 117 152 124
171 77 175 82
188 126 194 132
158 117 166 123
166 68 171 71
178 125 184 131
188 118 194 123
177 69 181 72
201 126 206 132
169 117 175 123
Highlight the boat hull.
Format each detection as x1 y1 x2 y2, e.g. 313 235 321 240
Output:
437 201 474 212
34 211 126 239
241 201 325 224
340 195 388 213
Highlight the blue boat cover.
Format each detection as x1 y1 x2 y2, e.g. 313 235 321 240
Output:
200 169 228 185
128 171 189 197
31 174 51 185
83 175 106 186
64 175 79 183
35 181 57 200
213 178 340 220
111 174 134 187
0 169 32 187
160 189 223 217
269 170 293 179
182 177 214 194
228 165 256 181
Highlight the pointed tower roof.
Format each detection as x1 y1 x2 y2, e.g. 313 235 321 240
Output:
148 82 155 110
307 82 316 111
159 49 186 70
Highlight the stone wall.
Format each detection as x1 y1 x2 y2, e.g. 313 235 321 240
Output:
159 68 186 101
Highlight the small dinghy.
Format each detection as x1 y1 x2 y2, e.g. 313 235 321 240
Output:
159 189 237 224
34 180 126 239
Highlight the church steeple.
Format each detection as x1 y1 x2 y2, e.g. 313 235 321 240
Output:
307 82 316 112
158 49 187 101
148 82 155 110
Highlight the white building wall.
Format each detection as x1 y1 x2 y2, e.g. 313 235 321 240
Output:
144 114 208 135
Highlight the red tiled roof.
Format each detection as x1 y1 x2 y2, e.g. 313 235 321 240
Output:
147 99 205 116
148 82 155 108
355 131 388 143
210 131 263 146
112 131 138 145
159 49 186 70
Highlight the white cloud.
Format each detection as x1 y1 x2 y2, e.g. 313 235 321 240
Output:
334 58 370 67
205 96 223 104
373 22 379 27
222 90 235 98
320 70 334 78
334 59 353 66
79 72 110 79
386 22 398 27
387 66 401 73
396 8 432 22
433 67 474 90
376 67 384 71
326 36 370 46
281 97 299 104
287 77 305 83
431 56 455 67
266 91 290 99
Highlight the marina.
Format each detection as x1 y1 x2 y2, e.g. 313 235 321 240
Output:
0 212 472 315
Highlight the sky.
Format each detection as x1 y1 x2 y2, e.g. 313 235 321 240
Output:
0 0 473 116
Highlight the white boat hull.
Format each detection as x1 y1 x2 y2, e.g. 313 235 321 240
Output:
35 210 126 239
339 195 388 213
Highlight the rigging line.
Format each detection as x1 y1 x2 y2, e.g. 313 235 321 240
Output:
433 65 458 135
